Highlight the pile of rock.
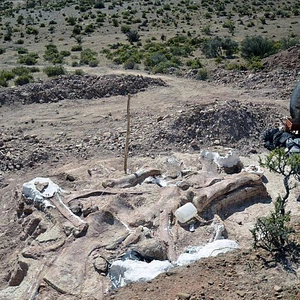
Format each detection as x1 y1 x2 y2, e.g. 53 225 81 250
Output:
0 74 166 106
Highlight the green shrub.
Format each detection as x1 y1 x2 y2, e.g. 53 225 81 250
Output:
25 26 39 35
0 70 14 81
186 58 202 69
240 35 276 59
16 47 28 54
201 37 222 58
71 45 82 51
126 30 140 43
19 52 39 65
14 74 33 86
15 39 24 45
195 68 208 80
80 48 98 65
123 59 136 69
247 57 264 70
12 66 30 76
280 36 300 50
74 69 85 75
43 65 66 77
94 1 105 9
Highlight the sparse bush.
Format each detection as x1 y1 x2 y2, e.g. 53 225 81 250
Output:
123 59 136 69
17 47 28 54
126 30 140 43
80 48 98 66
0 48 5 54
240 35 276 59
25 26 39 35
14 74 33 86
251 148 300 259
186 58 202 69
94 1 105 9
74 69 84 75
43 65 66 77
71 45 82 51
121 25 131 34
19 52 39 65
195 68 208 80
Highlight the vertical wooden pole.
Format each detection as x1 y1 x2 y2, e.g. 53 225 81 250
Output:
124 94 131 174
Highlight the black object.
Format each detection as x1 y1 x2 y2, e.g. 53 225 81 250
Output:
290 81 300 122
263 128 293 150
120 250 155 263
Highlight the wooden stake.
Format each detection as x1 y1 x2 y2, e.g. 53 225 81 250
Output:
124 94 131 174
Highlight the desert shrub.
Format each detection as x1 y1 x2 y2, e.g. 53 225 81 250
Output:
15 39 24 44
202 24 211 35
240 35 276 59
71 45 82 51
195 68 208 80
0 48 5 54
14 74 33 86
60 50 70 57
202 36 238 58
17 47 28 54
74 69 84 75
66 16 77 26
0 70 14 81
123 59 136 69
152 61 178 74
121 25 131 34
80 48 98 66
19 52 39 65
221 37 239 57
126 30 140 43
201 37 222 58
94 1 105 9
43 65 66 77
225 62 247 71
186 58 202 69
84 24 95 33
251 148 300 259
280 36 300 50
72 24 82 35
25 26 39 35
144 51 167 68
12 66 30 76
247 57 264 71
88 58 99 67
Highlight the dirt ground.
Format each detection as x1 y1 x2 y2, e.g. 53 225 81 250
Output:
1 68 300 300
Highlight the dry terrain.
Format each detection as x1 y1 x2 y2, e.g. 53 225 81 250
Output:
1 59 300 299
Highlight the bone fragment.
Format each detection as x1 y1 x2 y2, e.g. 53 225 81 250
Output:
102 168 161 188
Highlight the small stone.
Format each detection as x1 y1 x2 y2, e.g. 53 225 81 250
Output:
208 280 214 285
93 256 108 275
176 292 191 300
236 290 245 297
274 285 283 293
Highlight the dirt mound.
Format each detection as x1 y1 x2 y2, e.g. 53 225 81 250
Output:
148 100 286 155
263 45 300 72
0 74 166 106
212 69 297 100
0 99 287 172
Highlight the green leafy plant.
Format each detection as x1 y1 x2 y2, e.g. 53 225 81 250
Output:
240 35 276 59
43 65 66 77
251 148 300 259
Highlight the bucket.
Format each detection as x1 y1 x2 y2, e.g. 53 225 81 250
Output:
175 202 197 223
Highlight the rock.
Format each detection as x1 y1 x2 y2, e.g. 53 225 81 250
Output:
136 239 168 261
274 285 283 292
176 292 191 300
8 260 29 286
93 256 108 275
